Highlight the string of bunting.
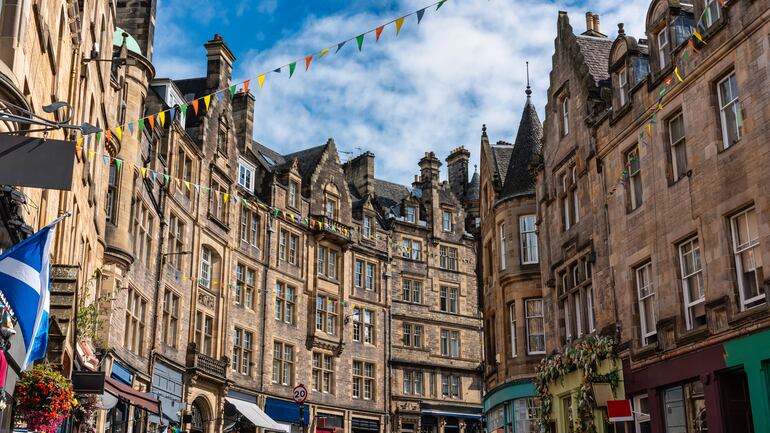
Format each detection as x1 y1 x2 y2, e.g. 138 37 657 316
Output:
74 0 450 147
607 0 739 199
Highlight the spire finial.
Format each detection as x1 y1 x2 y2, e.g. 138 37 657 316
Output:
525 61 532 99
474 164 478 174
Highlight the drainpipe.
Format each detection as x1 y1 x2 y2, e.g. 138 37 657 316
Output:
258 214 275 391
149 166 168 378
384 234 392 433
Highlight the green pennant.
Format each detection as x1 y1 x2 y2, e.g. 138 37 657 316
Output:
436 0 447 10
289 62 296 78
356 34 365 51
229 85 236 98
138 119 144 134
115 159 123 171
95 131 101 143
163 174 170 184
180 103 188 115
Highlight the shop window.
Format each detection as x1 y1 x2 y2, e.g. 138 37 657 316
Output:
514 398 541 433
633 394 650 433
663 381 707 433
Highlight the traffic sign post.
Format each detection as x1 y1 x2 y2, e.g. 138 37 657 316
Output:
294 384 308 433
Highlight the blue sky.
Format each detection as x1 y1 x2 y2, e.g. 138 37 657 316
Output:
154 0 649 185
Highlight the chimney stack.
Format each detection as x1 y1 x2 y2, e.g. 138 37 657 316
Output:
343 151 376 196
585 12 594 32
446 146 471 201
593 14 601 34
418 152 442 185
205 34 236 90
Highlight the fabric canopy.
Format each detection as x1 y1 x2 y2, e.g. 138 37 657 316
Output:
225 397 289 432
104 376 161 414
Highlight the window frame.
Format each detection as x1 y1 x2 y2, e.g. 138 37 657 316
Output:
519 214 539 265
525 298 546 355
730 207 764 310
315 295 338 336
509 302 517 358
442 210 452 232
635 262 657 346
439 245 459 271
679 236 706 330
667 112 688 182
232 327 253 375
618 66 629 107
272 341 295 386
237 158 256 191
402 278 422 304
717 72 742 149
625 146 643 211
498 223 507 270
275 281 296 325
657 26 670 70
561 96 570 137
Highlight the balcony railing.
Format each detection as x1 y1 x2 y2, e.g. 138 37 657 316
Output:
187 346 228 380
309 215 354 243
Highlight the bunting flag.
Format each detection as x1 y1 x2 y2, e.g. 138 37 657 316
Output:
76 0 453 141
141 167 147 177
417 8 426 23
115 159 123 171
105 130 112 142
395 17 406 35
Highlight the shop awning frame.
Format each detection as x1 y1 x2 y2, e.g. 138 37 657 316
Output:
225 397 289 432
421 410 482 420
104 376 161 414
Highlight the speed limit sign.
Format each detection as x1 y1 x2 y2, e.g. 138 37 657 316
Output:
293 384 308 403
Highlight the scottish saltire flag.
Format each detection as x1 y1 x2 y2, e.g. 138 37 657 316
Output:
0 215 64 369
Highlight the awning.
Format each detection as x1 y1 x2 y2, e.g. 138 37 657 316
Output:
104 376 161 414
421 410 482 420
225 397 289 432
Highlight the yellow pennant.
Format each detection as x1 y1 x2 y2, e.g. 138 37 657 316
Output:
258 74 265 89
115 127 122 140
395 16 405 35
319 48 330 58
223 193 229 203
76 137 84 147
89 150 96 160
692 31 706 44
185 181 191 191
674 67 683 82
204 94 211 109
159 111 166 127
141 167 147 177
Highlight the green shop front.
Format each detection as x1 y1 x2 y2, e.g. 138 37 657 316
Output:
483 379 540 433
724 327 770 433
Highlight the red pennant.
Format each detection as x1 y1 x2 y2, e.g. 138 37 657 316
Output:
192 99 199 114
148 115 155 129
244 80 251 93
305 55 313 71
375 25 385 42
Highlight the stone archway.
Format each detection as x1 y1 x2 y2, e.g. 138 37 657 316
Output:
190 396 214 433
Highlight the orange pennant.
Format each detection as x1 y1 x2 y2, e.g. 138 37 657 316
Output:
192 99 199 114
105 129 112 142
244 80 251 93
305 55 313 71
148 115 155 129
375 25 385 42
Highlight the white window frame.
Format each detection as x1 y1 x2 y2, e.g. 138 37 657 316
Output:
519 215 539 265
636 262 657 345
525 298 546 355
731 207 763 310
363 216 373 238
657 26 670 69
717 72 742 149
238 158 256 190
509 302 517 358
288 181 298 208
405 206 416 224
679 237 705 330
704 0 720 28
571 167 579 224
442 211 452 232
633 394 651 433
561 97 570 136
618 66 629 107
499 223 507 270
627 147 643 210
200 247 212 289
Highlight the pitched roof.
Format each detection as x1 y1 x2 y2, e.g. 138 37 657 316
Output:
372 178 410 211
173 78 209 99
465 171 480 201
500 97 543 198
281 144 327 183
575 35 613 84
251 141 287 170
490 144 513 187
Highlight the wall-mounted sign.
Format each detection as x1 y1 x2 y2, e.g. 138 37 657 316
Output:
0 136 75 190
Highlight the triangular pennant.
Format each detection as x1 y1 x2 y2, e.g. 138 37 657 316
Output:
223 193 229 203
395 17 405 35
674 67 683 82
258 74 265 89
95 131 101 144
356 34 365 51
159 111 166 127
128 123 134 136
152 171 158 183
217 91 223 103
76 137 83 147
138 119 144 134
230 85 236 98
115 126 122 140
191 99 199 115
147 116 154 129
436 0 447 10
115 159 123 171
89 150 96 161
243 80 251 93
289 62 297 78
319 48 330 59
141 167 147 177
417 8 426 23
204 95 211 110
185 181 191 191
336 41 347 53
375 26 384 42
305 55 313 71
273 67 282 73
180 103 188 116
103 155 109 165
169 109 176 123
105 129 112 142
164 174 170 184
194 184 200 193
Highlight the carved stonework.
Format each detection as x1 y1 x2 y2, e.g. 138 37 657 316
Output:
198 292 215 309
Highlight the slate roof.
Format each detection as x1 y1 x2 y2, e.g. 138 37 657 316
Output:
281 144 327 184
372 178 410 215
251 141 287 170
466 171 480 201
490 144 513 187
173 78 209 99
575 35 613 84
500 97 543 198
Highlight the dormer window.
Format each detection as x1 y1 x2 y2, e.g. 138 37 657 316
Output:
288 180 299 209
560 97 570 137
617 66 629 107
238 158 255 191
405 206 416 224
703 0 720 28
656 27 670 69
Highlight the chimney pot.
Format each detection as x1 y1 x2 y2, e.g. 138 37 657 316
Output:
585 12 594 32
593 14 601 33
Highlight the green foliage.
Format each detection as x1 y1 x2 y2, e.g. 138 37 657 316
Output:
75 268 113 347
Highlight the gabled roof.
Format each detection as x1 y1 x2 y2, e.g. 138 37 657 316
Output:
372 178 410 213
575 35 613 84
500 97 543 198
281 144 327 184
251 141 287 170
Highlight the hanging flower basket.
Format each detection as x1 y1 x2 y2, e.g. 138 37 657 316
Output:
14 365 77 433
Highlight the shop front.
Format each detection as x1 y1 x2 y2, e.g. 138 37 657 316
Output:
420 403 482 433
265 397 310 433
624 343 752 433
722 329 768 433
102 361 162 433
351 417 381 433
482 380 539 433
316 412 345 433
225 390 287 433
149 360 185 430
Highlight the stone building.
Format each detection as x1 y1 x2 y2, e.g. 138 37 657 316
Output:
478 82 545 433
534 2 770 433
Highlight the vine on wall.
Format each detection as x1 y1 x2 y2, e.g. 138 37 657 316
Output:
534 335 620 433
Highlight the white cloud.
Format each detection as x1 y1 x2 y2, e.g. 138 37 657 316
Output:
156 0 649 185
